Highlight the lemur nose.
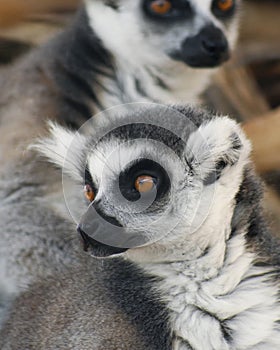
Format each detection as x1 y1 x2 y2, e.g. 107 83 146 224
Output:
200 25 229 56
202 37 227 55
177 23 230 68
201 36 228 56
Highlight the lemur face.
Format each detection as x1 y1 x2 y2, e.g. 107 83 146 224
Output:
35 105 250 262
86 0 240 68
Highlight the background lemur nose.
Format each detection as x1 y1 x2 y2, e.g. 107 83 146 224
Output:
179 24 230 67
201 37 228 55
200 25 229 56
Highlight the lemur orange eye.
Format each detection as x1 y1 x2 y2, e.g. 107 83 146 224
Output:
84 184 95 202
217 0 233 11
150 0 172 15
135 175 155 193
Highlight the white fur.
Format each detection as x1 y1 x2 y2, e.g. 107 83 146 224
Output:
31 122 87 182
142 231 280 349
186 117 251 178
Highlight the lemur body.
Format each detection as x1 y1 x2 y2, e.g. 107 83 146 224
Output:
0 0 240 316
1 105 279 349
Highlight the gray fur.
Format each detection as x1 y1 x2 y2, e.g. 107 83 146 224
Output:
0 0 240 312
0 259 172 350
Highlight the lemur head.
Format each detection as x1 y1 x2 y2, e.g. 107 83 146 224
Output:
85 0 240 68
35 104 251 263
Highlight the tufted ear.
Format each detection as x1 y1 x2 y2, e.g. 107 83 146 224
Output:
30 122 87 181
185 117 251 185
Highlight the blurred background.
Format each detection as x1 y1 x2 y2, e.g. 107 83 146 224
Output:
0 0 279 235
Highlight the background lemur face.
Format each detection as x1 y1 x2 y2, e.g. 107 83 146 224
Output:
86 0 240 68
35 104 250 262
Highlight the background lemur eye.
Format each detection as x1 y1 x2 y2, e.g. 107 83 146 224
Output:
150 0 172 15
144 0 193 20
217 0 233 11
135 175 156 193
84 184 95 202
212 0 235 17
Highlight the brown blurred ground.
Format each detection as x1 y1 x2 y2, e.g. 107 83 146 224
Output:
0 0 279 235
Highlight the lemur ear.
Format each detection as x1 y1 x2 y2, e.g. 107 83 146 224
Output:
185 117 251 184
30 122 87 181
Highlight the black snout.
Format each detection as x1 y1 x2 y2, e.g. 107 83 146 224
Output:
200 25 228 57
77 203 145 258
77 204 128 258
171 25 230 68
77 226 127 258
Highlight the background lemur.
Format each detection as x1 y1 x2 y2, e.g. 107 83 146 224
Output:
0 0 240 127
0 0 241 319
1 105 279 350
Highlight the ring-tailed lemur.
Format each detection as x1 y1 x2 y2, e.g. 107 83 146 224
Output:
1 105 279 349
0 0 241 318
0 0 240 127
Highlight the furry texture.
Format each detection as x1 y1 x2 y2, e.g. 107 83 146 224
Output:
0 0 240 316
0 0 254 342
1 105 279 349
0 259 172 350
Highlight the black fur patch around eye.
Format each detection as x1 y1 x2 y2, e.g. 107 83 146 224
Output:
119 159 171 203
84 166 94 185
84 166 98 193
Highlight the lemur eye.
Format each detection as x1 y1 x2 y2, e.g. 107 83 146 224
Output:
135 175 155 193
212 0 235 17
150 0 172 15
84 184 95 202
217 0 233 11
